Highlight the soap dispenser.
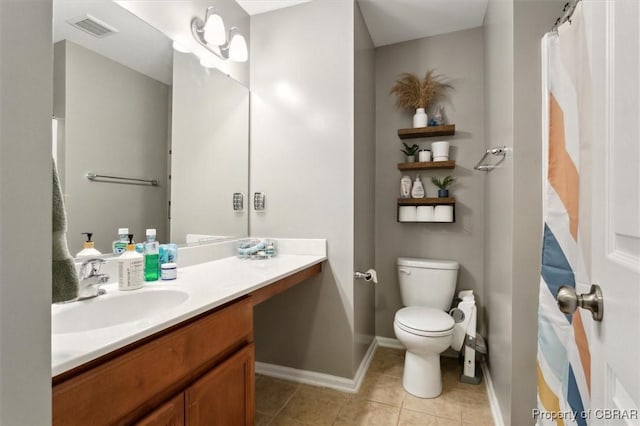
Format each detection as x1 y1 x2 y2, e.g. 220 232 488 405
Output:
76 232 102 258
118 234 144 291
411 175 425 198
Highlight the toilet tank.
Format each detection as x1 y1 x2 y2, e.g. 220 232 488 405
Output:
397 257 459 310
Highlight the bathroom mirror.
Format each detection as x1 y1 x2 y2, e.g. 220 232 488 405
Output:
53 0 249 256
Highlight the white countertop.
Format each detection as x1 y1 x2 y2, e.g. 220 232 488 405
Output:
52 252 326 377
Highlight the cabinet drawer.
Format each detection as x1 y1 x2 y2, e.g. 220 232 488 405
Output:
53 297 253 426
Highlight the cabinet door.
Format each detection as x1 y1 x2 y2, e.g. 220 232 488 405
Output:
136 394 185 426
185 344 255 426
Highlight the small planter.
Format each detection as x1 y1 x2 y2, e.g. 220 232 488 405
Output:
406 155 416 163
438 189 449 198
418 149 431 162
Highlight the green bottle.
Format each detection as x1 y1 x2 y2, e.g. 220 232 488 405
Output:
144 229 160 281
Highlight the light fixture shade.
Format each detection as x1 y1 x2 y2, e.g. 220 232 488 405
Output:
172 40 190 53
228 32 248 62
203 13 226 45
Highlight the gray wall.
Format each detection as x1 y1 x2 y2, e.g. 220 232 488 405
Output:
353 2 376 369
483 0 564 423
374 28 486 338
512 1 565 424
170 52 249 244
483 0 514 422
0 0 52 423
57 41 169 254
250 0 358 378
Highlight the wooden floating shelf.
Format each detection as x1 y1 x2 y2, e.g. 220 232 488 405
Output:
397 160 455 171
397 197 455 206
398 124 455 139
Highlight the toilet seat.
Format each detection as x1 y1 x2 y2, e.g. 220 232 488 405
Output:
394 307 454 337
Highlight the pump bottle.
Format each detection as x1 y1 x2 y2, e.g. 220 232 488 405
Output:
76 232 102 258
118 234 143 291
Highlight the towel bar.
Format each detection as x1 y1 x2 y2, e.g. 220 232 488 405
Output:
86 173 159 186
474 146 507 171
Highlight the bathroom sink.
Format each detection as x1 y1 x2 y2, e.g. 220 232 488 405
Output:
52 288 190 334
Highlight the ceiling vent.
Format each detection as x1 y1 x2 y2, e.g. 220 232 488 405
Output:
67 14 119 38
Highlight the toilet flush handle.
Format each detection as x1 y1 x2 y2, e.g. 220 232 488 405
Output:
398 268 412 275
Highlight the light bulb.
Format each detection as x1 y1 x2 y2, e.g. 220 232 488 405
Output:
203 13 226 45
172 41 190 53
228 32 248 62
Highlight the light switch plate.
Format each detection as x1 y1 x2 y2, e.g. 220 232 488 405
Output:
233 193 244 212
254 192 265 211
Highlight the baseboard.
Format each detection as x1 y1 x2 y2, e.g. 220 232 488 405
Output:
481 362 505 426
375 336 404 349
255 338 378 394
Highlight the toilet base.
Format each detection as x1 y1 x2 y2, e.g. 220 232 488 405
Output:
402 351 442 398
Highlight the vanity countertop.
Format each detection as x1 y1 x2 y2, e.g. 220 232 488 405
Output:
52 252 326 377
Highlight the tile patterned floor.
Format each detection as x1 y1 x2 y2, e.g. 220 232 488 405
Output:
255 347 494 425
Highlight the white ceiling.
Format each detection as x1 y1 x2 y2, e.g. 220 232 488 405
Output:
53 0 173 84
235 0 311 16
357 0 489 47
53 0 488 85
235 0 489 47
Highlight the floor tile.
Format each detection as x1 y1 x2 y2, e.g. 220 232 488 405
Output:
278 386 347 425
357 372 405 407
269 414 310 426
368 347 405 378
334 400 400 426
398 409 461 426
255 411 272 425
460 399 493 425
403 393 462 422
256 349 493 425
255 377 300 416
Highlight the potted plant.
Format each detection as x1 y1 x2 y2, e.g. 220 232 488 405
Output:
401 143 420 163
390 70 453 128
431 176 455 197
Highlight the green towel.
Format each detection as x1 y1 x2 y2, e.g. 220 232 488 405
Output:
52 159 78 303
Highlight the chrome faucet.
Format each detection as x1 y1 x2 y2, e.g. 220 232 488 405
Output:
78 258 109 300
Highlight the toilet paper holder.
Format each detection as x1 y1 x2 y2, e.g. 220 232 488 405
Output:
354 269 378 283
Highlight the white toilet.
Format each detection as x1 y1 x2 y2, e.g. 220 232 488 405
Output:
394 257 459 398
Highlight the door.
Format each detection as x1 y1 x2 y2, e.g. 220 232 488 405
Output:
185 344 255 425
586 0 640 423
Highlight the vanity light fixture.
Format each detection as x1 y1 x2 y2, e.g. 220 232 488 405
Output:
191 6 248 63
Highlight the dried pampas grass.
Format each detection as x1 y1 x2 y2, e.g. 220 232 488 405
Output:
390 70 453 111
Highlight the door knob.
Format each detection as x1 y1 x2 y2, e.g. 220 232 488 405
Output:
556 284 603 322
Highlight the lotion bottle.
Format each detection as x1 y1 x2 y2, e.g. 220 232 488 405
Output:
400 176 412 198
118 234 144 291
411 175 425 198
76 232 102 258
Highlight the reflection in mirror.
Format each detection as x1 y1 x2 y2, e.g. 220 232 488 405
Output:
171 52 249 245
52 0 249 256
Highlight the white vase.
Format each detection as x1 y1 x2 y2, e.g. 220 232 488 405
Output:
413 108 428 128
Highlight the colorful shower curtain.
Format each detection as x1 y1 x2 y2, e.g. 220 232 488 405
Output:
537 3 593 426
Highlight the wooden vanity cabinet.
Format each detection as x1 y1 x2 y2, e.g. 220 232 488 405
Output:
53 297 254 426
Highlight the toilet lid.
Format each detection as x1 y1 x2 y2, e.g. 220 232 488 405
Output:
395 307 454 336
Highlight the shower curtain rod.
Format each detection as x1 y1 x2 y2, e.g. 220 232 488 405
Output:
552 0 581 32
